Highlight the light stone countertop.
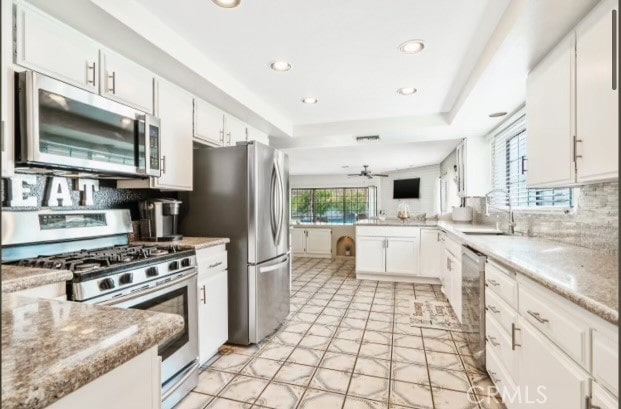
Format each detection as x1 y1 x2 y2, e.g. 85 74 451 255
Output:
355 219 439 227
1 294 184 409
438 220 619 325
131 236 230 250
1 265 73 293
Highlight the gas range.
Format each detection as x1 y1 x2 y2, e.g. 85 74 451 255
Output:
10 244 196 301
2 209 200 409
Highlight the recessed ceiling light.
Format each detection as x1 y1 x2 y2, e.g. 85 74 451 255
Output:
211 0 241 8
270 60 291 72
489 111 507 118
397 87 417 96
301 97 318 104
399 40 425 54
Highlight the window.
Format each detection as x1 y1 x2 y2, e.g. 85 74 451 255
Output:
491 115 572 208
290 187 377 224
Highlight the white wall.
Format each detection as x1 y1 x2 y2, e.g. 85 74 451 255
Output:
378 165 440 217
290 174 380 190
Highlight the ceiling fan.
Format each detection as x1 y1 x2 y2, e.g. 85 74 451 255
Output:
348 165 388 179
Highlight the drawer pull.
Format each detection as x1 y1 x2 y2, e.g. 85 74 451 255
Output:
486 336 500 347
208 261 223 268
486 305 500 314
511 323 521 350
527 310 549 324
486 279 500 287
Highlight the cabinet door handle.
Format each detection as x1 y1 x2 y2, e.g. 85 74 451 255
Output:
108 71 116 94
87 61 96 85
161 155 166 174
219 130 225 144
486 336 500 347
208 261 223 269
200 284 206 304
488 370 501 384
385 239 389 248
511 323 521 350
527 310 549 324
227 131 232 145
437 231 440 241
613 9 617 90
485 305 499 314
573 135 583 160
485 279 499 287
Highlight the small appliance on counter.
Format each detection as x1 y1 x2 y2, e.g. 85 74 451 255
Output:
451 205 473 222
139 199 183 241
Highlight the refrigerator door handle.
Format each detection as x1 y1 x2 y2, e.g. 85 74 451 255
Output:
259 256 289 273
274 159 285 245
270 164 278 243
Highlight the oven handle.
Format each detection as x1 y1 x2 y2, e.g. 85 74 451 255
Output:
99 271 197 306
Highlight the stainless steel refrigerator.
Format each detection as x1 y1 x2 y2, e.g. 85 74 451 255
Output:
180 142 290 345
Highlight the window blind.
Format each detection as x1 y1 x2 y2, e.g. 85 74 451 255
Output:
491 115 572 208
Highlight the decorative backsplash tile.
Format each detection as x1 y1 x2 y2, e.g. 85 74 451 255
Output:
470 181 618 253
1 175 177 220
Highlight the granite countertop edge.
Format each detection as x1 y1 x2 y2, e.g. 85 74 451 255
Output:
131 236 230 250
1 265 73 293
2 296 184 409
437 221 619 325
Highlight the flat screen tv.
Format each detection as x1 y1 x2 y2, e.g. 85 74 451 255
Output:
393 178 420 199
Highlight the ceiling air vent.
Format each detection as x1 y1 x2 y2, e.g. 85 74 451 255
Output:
355 135 380 143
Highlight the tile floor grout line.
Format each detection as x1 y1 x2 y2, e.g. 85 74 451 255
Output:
339 278 379 409
293 259 360 409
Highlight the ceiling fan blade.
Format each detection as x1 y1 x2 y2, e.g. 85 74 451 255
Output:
347 173 360 176
374 174 389 177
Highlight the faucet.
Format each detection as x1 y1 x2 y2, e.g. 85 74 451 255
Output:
484 189 516 235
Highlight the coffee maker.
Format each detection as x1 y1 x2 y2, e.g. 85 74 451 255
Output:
138 199 183 241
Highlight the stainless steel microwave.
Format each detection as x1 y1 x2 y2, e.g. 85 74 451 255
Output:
15 71 161 178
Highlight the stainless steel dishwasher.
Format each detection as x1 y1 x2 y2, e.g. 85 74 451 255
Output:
461 245 487 370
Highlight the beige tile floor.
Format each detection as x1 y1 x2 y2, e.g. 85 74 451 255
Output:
175 257 506 409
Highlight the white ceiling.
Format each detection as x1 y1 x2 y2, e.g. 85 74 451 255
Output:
286 139 461 175
42 0 599 174
134 0 509 126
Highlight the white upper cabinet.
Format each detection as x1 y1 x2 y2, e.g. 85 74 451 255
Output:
14 2 99 92
527 0 619 187
99 50 154 113
194 98 225 146
247 125 270 145
456 136 491 197
1 0 14 177
225 115 247 146
575 0 619 183
154 79 193 190
526 34 575 188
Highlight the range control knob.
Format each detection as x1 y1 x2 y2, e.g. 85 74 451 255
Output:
146 266 159 277
119 273 133 285
98 278 115 291
181 258 191 268
169 261 179 270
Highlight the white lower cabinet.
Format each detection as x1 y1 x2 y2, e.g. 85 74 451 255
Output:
484 260 619 409
591 382 619 409
291 228 332 258
196 246 229 365
356 236 387 273
385 237 419 275
355 227 422 280
47 347 161 409
516 318 590 409
419 229 442 278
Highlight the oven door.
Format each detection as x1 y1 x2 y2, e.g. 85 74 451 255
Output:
100 270 198 383
17 70 159 177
